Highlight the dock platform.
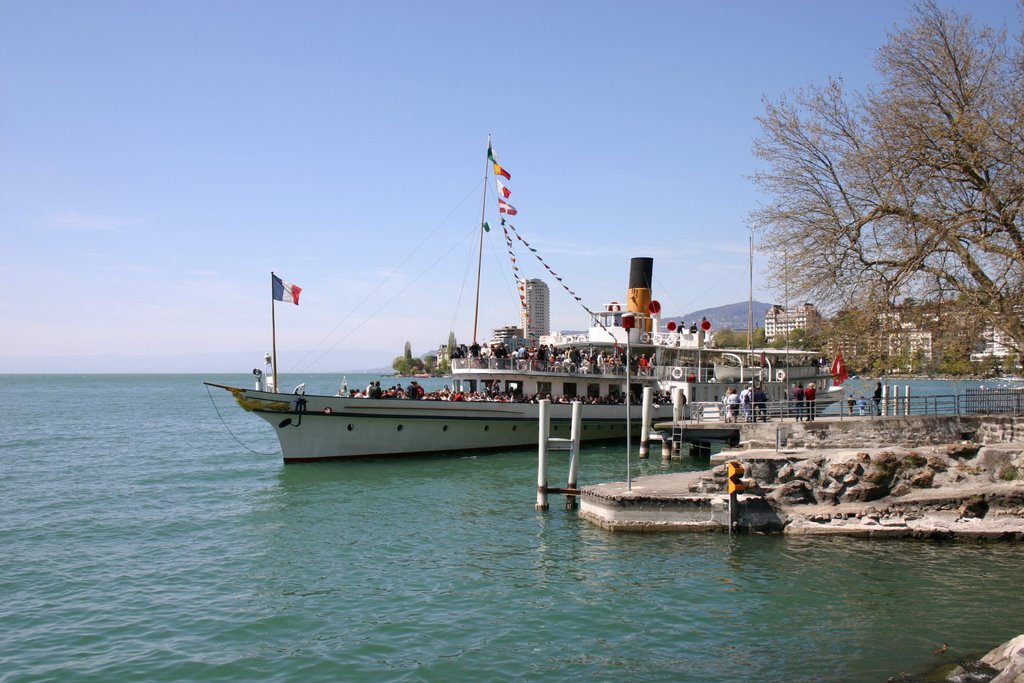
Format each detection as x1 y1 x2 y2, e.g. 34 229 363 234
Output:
580 414 1024 536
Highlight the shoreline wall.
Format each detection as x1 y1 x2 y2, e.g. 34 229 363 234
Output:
739 415 1024 450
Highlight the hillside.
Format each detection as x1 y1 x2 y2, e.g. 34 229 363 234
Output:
662 301 773 331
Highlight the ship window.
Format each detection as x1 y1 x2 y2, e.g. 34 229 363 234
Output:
347 424 353 431
537 381 552 396
512 425 517 431
563 382 577 398
484 425 490 431
397 425 403 431
442 425 448 432
506 381 523 399
587 383 600 398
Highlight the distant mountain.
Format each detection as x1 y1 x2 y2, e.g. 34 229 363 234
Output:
663 301 773 331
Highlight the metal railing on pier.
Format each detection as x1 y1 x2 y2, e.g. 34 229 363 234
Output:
685 387 1024 424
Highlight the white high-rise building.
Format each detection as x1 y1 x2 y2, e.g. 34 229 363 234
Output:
520 278 550 341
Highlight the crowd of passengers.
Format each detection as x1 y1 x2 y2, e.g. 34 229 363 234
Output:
449 342 654 375
346 380 671 405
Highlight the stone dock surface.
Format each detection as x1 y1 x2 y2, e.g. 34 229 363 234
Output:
580 414 1024 537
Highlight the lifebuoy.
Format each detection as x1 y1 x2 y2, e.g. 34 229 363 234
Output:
776 369 786 381
671 367 684 380
323 407 333 415
608 302 621 312
639 333 651 343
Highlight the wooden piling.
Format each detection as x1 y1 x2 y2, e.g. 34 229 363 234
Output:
565 400 582 510
671 387 684 456
639 386 653 458
536 399 550 511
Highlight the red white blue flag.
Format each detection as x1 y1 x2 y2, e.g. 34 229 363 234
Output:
272 274 301 305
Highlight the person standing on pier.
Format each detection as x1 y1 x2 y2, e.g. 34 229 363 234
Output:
753 385 767 421
805 383 816 421
792 383 805 420
740 385 753 422
873 382 883 415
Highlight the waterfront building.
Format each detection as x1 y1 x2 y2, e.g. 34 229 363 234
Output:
971 325 1020 365
490 325 526 350
764 303 821 343
520 278 550 342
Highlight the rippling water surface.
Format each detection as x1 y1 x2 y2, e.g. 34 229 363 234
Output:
2 374 1023 682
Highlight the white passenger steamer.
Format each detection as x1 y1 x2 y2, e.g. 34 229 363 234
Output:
206 257 841 462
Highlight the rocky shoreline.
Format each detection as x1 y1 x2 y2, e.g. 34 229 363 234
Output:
715 440 1024 539
891 633 1024 682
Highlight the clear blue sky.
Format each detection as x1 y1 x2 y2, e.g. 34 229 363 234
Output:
2 0 1019 373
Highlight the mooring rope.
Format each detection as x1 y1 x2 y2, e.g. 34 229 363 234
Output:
205 384 280 456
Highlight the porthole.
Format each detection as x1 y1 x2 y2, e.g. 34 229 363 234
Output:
347 424 353 431
512 425 517 431
397 425 403 431
484 425 490 431
442 425 449 432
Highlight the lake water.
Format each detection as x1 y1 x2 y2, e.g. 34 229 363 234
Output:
2 374 1023 682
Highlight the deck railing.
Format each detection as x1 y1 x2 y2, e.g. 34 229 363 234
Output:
451 357 659 378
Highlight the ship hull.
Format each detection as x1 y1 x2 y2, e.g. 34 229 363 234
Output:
212 385 670 461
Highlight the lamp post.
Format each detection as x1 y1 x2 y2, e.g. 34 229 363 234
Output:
622 313 635 491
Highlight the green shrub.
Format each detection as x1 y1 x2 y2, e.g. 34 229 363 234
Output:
998 465 1019 481
903 453 927 469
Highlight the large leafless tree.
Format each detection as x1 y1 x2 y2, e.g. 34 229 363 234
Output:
751 2 1024 351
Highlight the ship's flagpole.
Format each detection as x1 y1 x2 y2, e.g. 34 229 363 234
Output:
472 134 491 344
271 271 279 393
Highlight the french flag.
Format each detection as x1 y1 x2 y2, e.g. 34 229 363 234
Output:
272 274 302 305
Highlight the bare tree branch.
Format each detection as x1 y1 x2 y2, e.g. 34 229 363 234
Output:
751 1 1024 352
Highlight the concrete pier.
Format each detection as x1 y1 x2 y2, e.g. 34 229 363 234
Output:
580 414 1024 537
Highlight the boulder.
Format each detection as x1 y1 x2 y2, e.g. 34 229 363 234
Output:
981 633 1024 682
910 468 935 489
958 496 989 519
844 481 889 503
826 460 855 480
794 458 823 482
945 442 981 459
768 480 817 506
890 482 913 498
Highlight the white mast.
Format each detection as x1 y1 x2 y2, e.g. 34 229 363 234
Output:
472 134 492 345
271 271 279 393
